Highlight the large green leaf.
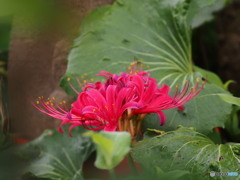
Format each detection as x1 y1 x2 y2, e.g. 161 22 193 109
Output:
23 128 95 179
0 127 95 179
132 126 240 177
84 131 131 170
142 84 232 134
61 0 228 95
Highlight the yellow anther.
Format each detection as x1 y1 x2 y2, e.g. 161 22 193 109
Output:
196 78 200 83
176 84 179 89
90 78 94 82
63 100 66 104
138 59 143 62
47 98 50 100
36 101 40 104
127 67 131 70
38 96 41 99
51 103 54 106
60 102 62 105
52 97 56 100
130 62 135 66
46 102 49 105
81 76 84 79
67 77 71 81
83 80 87 84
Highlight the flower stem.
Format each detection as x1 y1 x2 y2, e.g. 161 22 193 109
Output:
127 153 137 175
109 168 116 180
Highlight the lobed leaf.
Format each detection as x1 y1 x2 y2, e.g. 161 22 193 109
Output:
132 126 240 177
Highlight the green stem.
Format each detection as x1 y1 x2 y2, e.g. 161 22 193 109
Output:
127 153 137 175
109 168 116 180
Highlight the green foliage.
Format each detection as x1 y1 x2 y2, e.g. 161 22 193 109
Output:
188 0 229 28
126 169 200 180
194 66 223 88
84 131 131 170
143 84 232 134
0 128 95 179
61 0 229 95
60 0 234 137
223 80 236 90
225 106 240 139
0 0 235 179
132 126 240 177
217 94 240 107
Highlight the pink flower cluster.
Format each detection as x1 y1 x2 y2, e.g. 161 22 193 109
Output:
34 64 204 138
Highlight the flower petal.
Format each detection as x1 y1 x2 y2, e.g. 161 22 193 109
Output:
156 111 166 126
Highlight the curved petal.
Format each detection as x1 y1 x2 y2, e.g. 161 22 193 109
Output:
142 78 157 102
157 111 166 126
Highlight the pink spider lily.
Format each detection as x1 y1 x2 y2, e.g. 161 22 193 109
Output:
95 68 205 128
33 82 140 136
70 84 139 132
132 80 204 126
33 60 205 140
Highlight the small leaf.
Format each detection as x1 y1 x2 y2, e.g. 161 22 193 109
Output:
223 80 236 90
84 131 131 170
132 126 240 176
216 93 240 106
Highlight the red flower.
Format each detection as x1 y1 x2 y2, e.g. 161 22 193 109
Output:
33 61 204 139
132 80 204 125
70 84 139 132
96 68 204 126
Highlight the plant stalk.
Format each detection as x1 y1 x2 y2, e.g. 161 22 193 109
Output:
127 153 137 175
109 168 116 180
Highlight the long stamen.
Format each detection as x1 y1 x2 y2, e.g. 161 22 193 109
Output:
67 78 80 94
